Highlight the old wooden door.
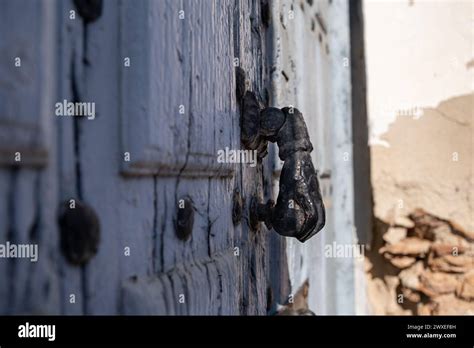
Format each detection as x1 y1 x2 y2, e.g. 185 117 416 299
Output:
0 0 289 315
0 0 362 315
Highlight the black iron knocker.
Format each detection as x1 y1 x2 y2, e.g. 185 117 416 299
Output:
237 68 325 242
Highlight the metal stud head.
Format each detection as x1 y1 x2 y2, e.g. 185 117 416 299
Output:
176 197 194 241
73 0 103 23
58 200 100 266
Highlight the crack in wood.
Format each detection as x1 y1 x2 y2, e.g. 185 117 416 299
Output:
70 56 84 201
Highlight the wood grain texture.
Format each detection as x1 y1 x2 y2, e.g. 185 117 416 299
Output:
0 0 54 167
0 0 60 316
269 0 359 314
9 170 33 313
77 0 144 315
326 0 358 315
120 0 275 315
0 0 310 315
119 0 236 177
122 250 238 315
269 0 333 314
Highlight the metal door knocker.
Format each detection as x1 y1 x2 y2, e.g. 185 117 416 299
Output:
237 68 325 242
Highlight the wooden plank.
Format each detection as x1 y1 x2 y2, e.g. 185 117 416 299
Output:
326 0 357 315
56 0 87 315
269 0 335 314
29 157 61 315
121 0 274 315
0 0 55 167
234 0 271 316
119 0 235 177
28 0 61 315
9 168 61 315
72 0 156 314
270 0 358 315
0 0 60 315
122 250 238 315
8 169 37 313
146 0 252 316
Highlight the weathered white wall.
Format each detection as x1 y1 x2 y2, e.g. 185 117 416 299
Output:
363 0 473 315
364 0 473 145
364 0 474 232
